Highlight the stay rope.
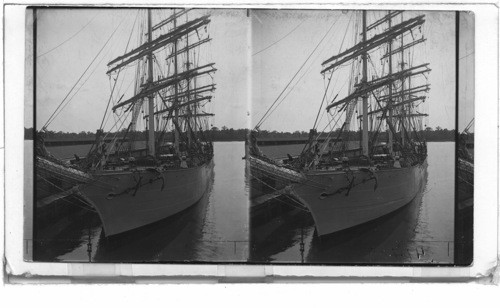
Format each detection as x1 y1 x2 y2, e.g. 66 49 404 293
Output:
37 13 99 59
255 17 340 130
43 15 127 131
99 10 140 131
252 20 305 56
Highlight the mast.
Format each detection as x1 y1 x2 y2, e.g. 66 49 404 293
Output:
361 11 369 156
320 10 428 160
173 8 180 154
107 9 216 156
193 58 198 134
400 12 406 146
321 14 425 74
387 11 394 154
147 9 155 156
408 54 413 136
186 11 192 147
107 15 211 74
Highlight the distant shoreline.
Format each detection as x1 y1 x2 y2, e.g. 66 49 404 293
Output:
24 126 461 143
24 138 456 146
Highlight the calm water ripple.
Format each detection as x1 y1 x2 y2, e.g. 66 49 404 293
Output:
30 141 249 263
250 142 454 264
27 141 454 264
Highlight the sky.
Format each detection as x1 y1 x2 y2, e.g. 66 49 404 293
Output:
251 10 462 132
25 8 473 133
28 8 249 133
458 11 474 132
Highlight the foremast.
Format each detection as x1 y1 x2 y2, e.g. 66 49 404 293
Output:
387 11 394 154
147 9 155 156
361 11 369 156
321 10 429 161
107 9 216 159
172 8 180 154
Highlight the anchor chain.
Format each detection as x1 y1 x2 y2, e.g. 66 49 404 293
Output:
319 168 378 199
106 168 165 199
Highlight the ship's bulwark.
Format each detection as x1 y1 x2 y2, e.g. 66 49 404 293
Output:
80 160 214 236
292 160 427 236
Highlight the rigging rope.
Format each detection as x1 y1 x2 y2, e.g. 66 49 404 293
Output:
43 15 127 130
311 15 353 130
312 74 335 130
99 10 140 131
255 17 340 129
252 20 305 56
311 13 353 138
250 174 310 212
463 118 474 133
50 47 114 125
37 13 98 58
37 176 97 213
262 33 336 129
459 51 474 61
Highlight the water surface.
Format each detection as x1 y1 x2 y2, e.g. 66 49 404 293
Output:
29 141 249 263
250 142 455 264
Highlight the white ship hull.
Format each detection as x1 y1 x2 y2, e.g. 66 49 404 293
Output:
291 160 427 236
80 159 214 236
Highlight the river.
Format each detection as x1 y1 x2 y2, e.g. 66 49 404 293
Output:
26 141 455 264
250 142 455 264
27 141 249 262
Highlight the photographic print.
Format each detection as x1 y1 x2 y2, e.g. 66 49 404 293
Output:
23 6 475 267
25 8 249 263
247 10 474 264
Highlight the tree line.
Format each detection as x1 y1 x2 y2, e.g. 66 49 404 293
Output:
25 126 460 142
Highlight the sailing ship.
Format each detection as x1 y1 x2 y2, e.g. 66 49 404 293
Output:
36 8 216 236
249 10 429 237
457 118 474 201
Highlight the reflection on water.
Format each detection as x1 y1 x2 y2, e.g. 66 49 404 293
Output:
250 142 455 264
94 185 213 262
32 141 248 263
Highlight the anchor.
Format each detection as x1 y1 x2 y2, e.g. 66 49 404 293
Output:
359 167 378 191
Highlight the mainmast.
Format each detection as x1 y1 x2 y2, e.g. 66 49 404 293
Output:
147 9 155 156
173 9 180 154
186 11 192 147
361 11 369 156
399 12 406 146
387 11 394 154
108 9 216 156
322 10 429 158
